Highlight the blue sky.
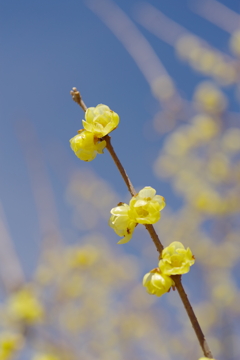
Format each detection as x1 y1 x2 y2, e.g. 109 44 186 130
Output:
0 0 239 274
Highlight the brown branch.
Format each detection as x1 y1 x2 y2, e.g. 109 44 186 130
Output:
144 224 164 253
105 136 213 358
70 87 87 112
173 275 213 358
70 88 214 359
104 135 137 197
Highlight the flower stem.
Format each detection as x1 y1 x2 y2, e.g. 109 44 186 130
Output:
71 89 214 359
104 135 137 197
173 275 213 359
105 135 213 358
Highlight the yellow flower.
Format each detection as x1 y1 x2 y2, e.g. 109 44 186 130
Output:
194 189 227 215
109 187 165 243
69 130 106 161
194 81 227 114
82 104 119 138
159 241 195 275
0 333 24 360
109 203 137 244
143 268 174 297
191 114 219 141
7 288 43 324
199 358 217 360
129 187 165 224
67 245 99 268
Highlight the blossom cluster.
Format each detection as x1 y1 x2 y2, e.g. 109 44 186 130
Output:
109 186 165 244
70 104 119 161
143 241 195 297
176 34 236 85
108 186 195 298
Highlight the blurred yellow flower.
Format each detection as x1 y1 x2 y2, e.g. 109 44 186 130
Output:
69 130 106 162
82 104 119 138
7 288 43 324
194 81 227 114
0 333 23 360
222 128 240 153
109 203 137 244
143 268 174 297
67 246 99 268
199 358 217 360
32 354 60 360
195 49 217 74
159 241 195 275
229 29 240 56
129 187 165 224
194 189 227 215
191 114 219 141
212 62 236 85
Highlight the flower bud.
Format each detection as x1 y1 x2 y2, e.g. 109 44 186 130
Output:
143 268 174 297
70 130 106 161
109 203 137 244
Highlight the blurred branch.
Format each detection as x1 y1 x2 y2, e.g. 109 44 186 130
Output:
0 202 25 292
15 120 63 248
135 2 234 62
84 0 183 107
191 0 240 33
70 88 214 359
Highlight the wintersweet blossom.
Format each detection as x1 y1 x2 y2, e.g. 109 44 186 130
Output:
129 186 165 224
143 268 174 297
7 288 43 324
67 246 99 268
69 130 106 161
82 104 119 138
0 332 24 360
159 241 195 275
194 81 227 114
109 203 137 244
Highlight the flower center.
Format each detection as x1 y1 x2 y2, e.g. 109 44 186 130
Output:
171 255 181 267
136 207 149 217
95 116 109 127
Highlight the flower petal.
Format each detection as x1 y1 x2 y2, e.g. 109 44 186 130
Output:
138 187 156 199
117 234 132 244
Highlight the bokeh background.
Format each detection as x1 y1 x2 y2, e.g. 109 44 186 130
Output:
0 0 240 359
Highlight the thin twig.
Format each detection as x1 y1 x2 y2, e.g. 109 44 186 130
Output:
144 224 163 254
0 202 25 292
70 87 87 112
105 136 213 358
173 275 213 358
104 135 136 197
70 88 213 359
